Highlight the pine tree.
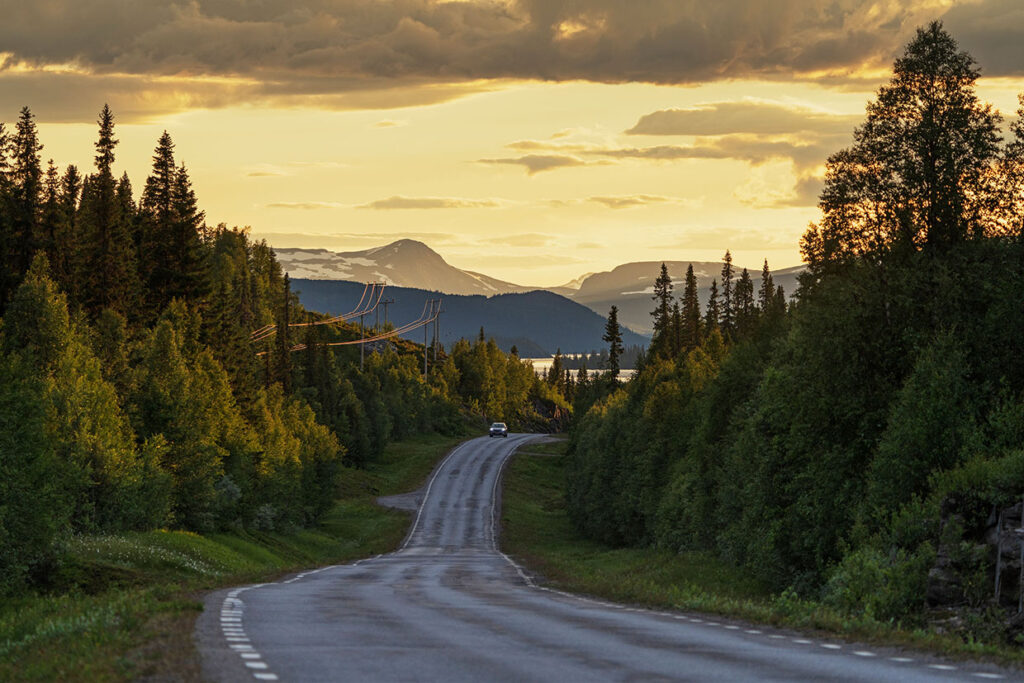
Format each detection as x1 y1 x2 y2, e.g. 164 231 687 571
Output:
649 263 674 359
720 250 734 335
603 305 624 378
704 278 720 336
680 264 702 352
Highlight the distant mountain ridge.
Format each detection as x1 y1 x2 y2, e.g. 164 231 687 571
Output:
291 279 648 356
273 240 805 339
274 240 529 296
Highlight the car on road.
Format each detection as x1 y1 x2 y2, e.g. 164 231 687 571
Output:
489 422 508 438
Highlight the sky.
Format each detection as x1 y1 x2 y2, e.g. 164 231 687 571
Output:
4 0 1024 287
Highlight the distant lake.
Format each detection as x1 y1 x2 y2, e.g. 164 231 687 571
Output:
524 357 636 381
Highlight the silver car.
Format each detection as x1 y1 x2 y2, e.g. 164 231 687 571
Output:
489 422 508 438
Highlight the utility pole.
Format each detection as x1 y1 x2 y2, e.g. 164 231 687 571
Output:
433 302 442 362
423 300 432 376
360 311 365 371
380 297 394 329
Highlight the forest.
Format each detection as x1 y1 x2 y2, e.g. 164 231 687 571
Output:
0 106 569 594
566 23 1024 633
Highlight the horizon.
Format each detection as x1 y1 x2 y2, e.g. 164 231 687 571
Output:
6 2 1024 286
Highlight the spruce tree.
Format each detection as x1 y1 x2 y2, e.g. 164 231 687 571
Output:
602 306 624 378
75 105 141 318
274 274 293 392
705 278 720 336
670 301 683 358
720 250 734 335
734 268 755 337
649 263 673 358
9 107 43 280
758 259 774 312
681 264 702 352
140 134 206 312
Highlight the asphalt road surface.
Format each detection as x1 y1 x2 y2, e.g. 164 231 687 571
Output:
197 434 1017 682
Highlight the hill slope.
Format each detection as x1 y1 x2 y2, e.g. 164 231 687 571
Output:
275 240 529 296
291 279 648 356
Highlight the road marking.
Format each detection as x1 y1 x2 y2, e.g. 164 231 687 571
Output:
792 639 811 644
820 644 841 650
241 653 261 660
745 629 762 634
253 675 278 681
853 651 876 657
972 673 1004 679
230 644 253 651
929 665 957 671
889 657 913 663
724 625 740 630
402 439 475 550
769 635 785 639
245 661 269 669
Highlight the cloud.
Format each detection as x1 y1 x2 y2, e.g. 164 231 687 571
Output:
588 195 681 209
626 100 861 136
478 154 590 175
255 230 461 250
266 201 344 209
942 0 1024 78
357 195 499 209
589 137 836 171
0 0 951 121
374 119 407 128
486 233 555 247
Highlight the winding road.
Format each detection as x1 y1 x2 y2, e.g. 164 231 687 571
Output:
196 434 1016 681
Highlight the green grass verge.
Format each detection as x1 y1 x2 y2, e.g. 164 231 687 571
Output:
501 442 1024 669
0 431 464 681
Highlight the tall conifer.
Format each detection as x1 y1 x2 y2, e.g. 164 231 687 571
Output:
650 263 673 358
75 105 141 318
720 250 734 335
602 306 624 378
681 264 701 352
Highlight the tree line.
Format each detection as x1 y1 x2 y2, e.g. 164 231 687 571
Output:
0 106 568 594
566 23 1024 628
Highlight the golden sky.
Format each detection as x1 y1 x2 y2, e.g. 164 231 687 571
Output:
6 0 1024 286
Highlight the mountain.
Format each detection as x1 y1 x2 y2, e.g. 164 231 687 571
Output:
566 261 805 335
274 240 529 296
275 239 805 339
291 279 648 356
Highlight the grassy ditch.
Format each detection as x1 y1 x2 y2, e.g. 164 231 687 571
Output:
0 431 464 681
501 440 1024 669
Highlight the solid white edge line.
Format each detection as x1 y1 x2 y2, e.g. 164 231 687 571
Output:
401 438 477 551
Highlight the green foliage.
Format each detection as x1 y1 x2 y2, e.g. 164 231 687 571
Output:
564 24 1024 638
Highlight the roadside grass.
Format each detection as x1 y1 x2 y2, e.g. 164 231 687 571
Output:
501 442 1024 669
0 431 464 681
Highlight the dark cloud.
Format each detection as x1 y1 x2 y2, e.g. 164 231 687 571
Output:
479 154 590 174
941 0 1024 78
626 101 861 136
0 0 948 121
357 195 498 209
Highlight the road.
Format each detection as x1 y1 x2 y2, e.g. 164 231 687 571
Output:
197 434 1015 682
